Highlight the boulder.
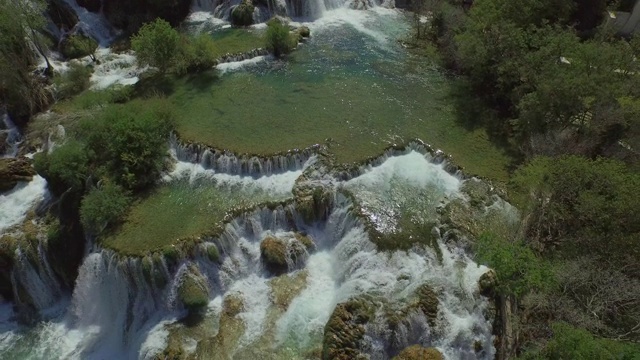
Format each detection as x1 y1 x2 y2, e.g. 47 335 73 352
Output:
478 269 498 297
177 265 209 314
47 0 78 32
77 0 101 13
60 33 98 60
323 298 374 360
0 157 36 192
260 234 310 275
393 345 443 360
298 26 311 38
231 0 255 26
412 284 440 327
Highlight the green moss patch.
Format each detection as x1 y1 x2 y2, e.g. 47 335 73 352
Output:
101 178 292 255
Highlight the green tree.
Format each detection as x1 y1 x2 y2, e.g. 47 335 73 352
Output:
34 140 90 195
131 18 181 73
475 232 554 297
0 0 52 122
80 182 131 234
80 100 174 191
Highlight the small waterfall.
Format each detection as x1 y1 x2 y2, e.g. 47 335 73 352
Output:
10 244 64 313
60 0 116 46
0 176 48 233
171 134 320 176
1 113 21 158
190 0 356 22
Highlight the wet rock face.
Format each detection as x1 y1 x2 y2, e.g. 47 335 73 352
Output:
47 0 78 32
393 345 443 360
0 157 36 192
76 0 101 13
103 0 191 34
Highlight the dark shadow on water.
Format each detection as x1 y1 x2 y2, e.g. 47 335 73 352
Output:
184 70 220 92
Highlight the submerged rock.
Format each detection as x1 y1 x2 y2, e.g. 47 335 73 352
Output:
0 157 36 192
393 345 443 360
177 265 209 314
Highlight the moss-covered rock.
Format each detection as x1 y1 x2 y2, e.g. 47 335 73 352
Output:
296 187 333 223
322 298 374 360
461 178 493 207
412 284 440 327
260 236 288 274
60 34 98 60
392 345 443 360
478 269 498 297
231 0 255 26
177 265 209 314
260 234 311 275
206 244 221 263
0 157 36 192
298 26 311 38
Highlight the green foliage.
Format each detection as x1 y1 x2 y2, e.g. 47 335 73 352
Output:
265 19 295 58
231 0 254 26
131 19 181 73
60 34 98 60
176 34 218 74
80 182 131 234
511 156 640 259
79 100 175 191
34 140 89 194
475 232 554 297
54 63 93 99
518 322 640 360
0 0 52 120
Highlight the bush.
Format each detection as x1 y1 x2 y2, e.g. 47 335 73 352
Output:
176 34 217 74
79 99 174 191
131 18 181 73
80 182 130 234
265 19 295 58
475 232 554 297
231 0 254 26
519 322 640 360
54 63 93 99
60 34 98 60
34 140 89 195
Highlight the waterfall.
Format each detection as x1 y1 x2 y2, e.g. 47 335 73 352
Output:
60 0 116 46
170 134 319 177
189 0 358 22
0 176 48 233
10 244 64 313
1 113 21 158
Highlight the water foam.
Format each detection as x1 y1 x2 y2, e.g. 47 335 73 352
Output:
0 175 48 233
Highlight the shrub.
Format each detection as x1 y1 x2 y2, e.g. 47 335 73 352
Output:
54 63 93 99
265 19 295 58
34 140 89 195
79 99 174 191
176 34 217 74
475 232 554 297
231 0 254 26
60 34 98 60
80 182 131 234
518 322 640 360
131 18 181 73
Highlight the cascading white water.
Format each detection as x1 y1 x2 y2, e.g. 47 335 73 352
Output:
0 175 48 233
1 113 21 158
60 0 116 46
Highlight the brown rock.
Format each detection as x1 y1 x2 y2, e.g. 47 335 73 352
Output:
393 345 443 360
0 157 36 192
